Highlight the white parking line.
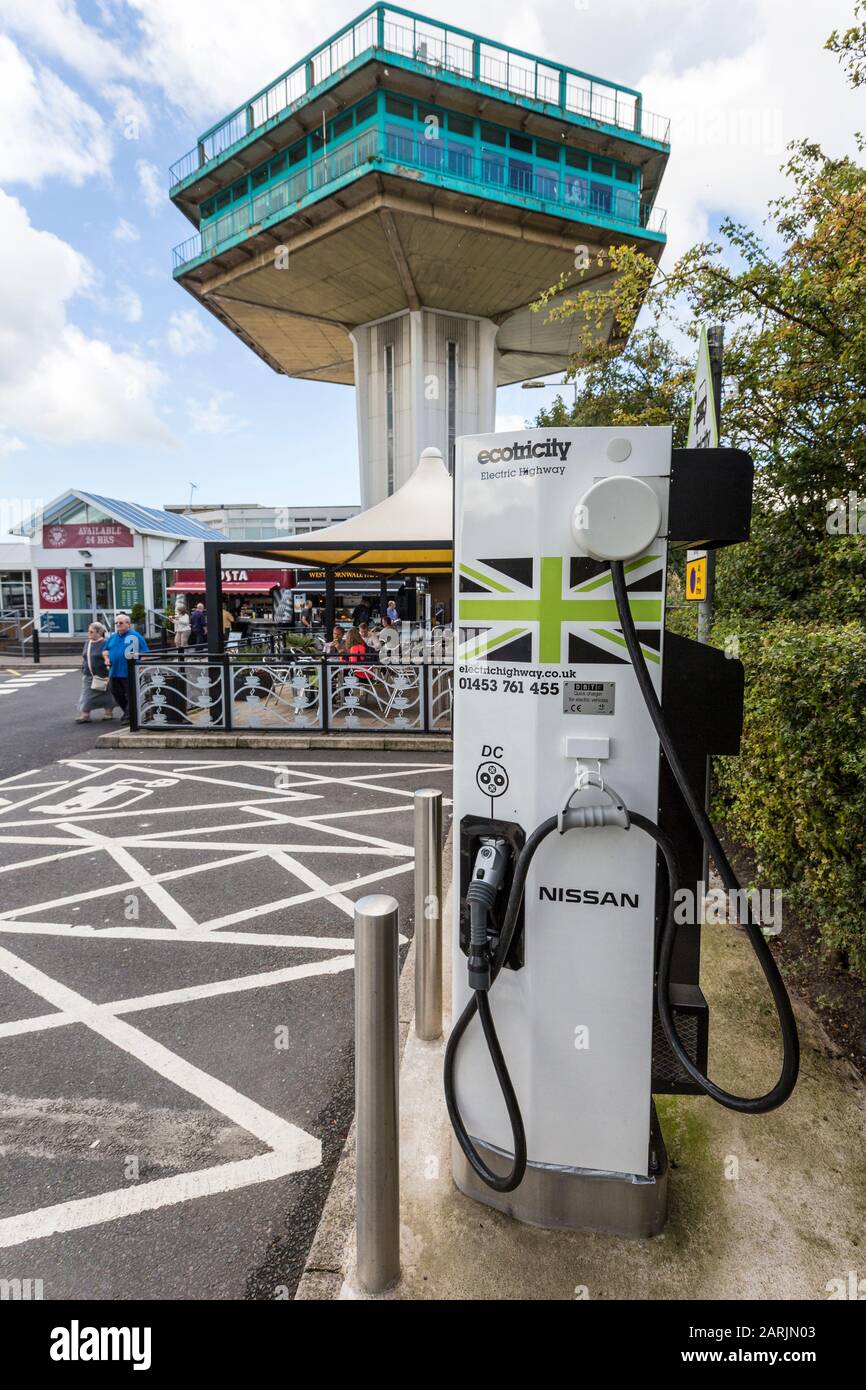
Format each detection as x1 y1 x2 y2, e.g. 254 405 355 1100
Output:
0 951 356 1040
0 754 447 1249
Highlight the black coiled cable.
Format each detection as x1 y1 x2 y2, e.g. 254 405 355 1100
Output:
610 560 799 1112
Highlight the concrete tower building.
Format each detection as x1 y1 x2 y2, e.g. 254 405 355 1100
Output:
170 6 669 506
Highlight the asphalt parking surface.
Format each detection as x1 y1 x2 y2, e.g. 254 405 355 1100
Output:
0 749 452 1299
0 665 118 778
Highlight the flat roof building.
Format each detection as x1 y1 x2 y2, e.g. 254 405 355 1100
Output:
163 502 360 540
13 491 226 637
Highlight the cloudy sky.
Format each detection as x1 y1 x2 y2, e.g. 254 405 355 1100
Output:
0 0 861 530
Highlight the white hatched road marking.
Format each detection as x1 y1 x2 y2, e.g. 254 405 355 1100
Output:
0 669 74 696
0 755 449 1248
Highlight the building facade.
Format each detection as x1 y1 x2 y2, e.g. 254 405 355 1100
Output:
164 502 359 539
9 495 363 637
0 545 34 618
15 492 225 637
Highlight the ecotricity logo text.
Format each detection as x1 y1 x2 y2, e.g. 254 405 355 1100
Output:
50 1320 152 1371
477 438 572 465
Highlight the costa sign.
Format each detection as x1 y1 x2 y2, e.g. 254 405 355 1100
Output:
38 570 67 608
43 522 134 549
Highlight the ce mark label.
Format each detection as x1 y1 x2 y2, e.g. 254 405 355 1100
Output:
476 749 509 799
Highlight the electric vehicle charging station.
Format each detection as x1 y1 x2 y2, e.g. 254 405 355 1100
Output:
446 426 799 1236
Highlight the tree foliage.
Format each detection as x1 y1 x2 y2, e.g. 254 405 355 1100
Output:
534 328 693 446
826 0 866 88
531 135 866 619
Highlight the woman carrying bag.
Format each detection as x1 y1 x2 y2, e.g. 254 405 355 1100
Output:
76 621 116 722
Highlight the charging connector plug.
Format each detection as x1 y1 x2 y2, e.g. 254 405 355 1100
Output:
466 838 508 990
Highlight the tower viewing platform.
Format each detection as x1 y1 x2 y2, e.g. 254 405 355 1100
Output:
169 5 670 503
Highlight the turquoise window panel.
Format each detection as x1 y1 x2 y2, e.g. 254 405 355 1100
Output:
183 88 664 273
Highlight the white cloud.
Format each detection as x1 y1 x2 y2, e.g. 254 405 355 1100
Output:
167 307 214 357
128 0 334 123
0 35 112 186
186 390 245 434
136 158 163 214
104 82 151 140
495 413 529 433
0 190 171 446
112 216 140 242
116 285 143 323
0 433 26 457
636 0 864 262
0 0 134 84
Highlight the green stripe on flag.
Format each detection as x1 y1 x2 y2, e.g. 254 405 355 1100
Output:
470 626 528 658
574 555 661 593
591 627 661 664
459 563 513 593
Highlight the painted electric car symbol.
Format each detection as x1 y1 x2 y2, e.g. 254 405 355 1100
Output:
34 778 178 815
476 761 508 798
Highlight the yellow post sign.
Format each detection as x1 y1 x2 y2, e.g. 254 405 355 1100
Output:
686 554 708 601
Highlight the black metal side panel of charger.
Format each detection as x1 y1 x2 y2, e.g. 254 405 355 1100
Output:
459 817 526 971
652 634 744 1092
667 447 753 548
651 446 753 1093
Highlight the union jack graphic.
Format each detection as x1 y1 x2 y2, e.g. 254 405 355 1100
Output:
457 553 664 665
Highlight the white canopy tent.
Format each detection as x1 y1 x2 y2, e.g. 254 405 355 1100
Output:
234 446 453 574
201 448 453 647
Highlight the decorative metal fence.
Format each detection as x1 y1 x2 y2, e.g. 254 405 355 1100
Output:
131 654 452 734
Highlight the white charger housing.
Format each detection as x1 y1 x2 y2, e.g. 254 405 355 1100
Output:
571 474 662 561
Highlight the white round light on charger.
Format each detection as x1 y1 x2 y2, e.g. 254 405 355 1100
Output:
571 474 662 562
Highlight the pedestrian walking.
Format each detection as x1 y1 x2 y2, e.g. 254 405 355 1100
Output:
102 613 149 724
76 622 116 722
173 604 191 650
190 602 207 649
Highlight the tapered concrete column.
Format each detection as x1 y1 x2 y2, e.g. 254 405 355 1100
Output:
354 308 498 507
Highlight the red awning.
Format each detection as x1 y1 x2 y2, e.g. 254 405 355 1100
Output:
167 580 280 594
167 567 292 594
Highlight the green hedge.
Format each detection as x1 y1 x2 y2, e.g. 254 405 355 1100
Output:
710 619 866 979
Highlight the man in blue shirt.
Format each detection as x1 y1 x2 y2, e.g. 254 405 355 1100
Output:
102 613 149 723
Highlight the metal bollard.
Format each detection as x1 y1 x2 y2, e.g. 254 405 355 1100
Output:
354 893 400 1293
413 788 443 1041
